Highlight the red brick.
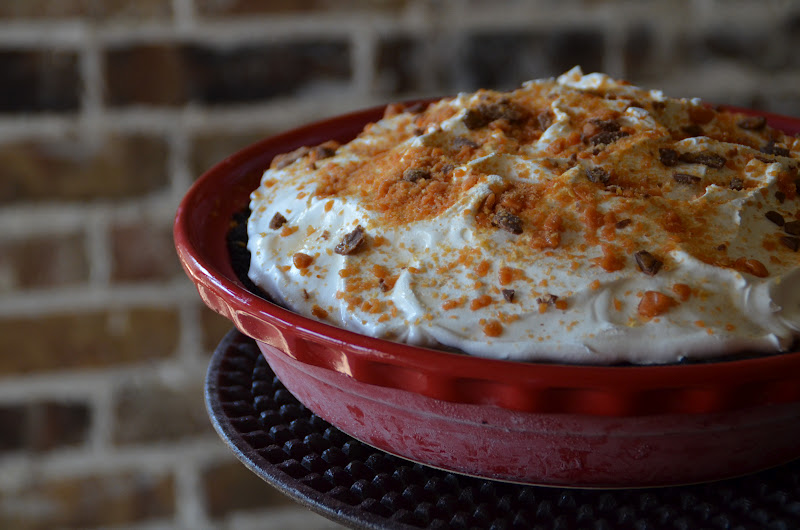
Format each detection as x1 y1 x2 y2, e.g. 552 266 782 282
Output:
0 0 172 20
623 25 657 80
463 29 605 90
0 50 80 113
0 232 89 292
201 459 294 519
0 400 92 453
195 0 410 15
186 41 352 104
104 41 352 107
0 307 180 375
104 44 188 106
29 400 92 452
678 28 778 72
0 133 169 204
190 130 278 178
0 405 27 452
200 305 235 354
377 35 430 95
0 470 174 529
112 379 211 445
111 219 182 283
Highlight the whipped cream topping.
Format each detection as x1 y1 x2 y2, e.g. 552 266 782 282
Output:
247 67 800 364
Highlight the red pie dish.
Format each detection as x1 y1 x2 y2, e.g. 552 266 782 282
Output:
175 102 800 488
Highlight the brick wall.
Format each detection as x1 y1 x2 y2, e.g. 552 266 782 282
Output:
1 0 798 528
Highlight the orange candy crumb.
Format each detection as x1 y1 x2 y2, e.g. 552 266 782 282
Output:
475 260 491 277
280 225 299 237
638 291 676 319
470 295 493 310
483 320 503 337
293 252 314 269
672 283 692 301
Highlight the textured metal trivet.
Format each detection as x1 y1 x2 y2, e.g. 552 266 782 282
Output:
206 329 800 530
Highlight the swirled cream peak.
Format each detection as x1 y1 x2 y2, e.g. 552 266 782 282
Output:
247 67 800 364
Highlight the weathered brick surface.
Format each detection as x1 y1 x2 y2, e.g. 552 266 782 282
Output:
462 29 606 90
0 232 89 292
112 378 211 444
1 2 799 528
28 400 92 451
200 305 235 354
377 35 432 96
678 28 776 71
0 134 169 204
195 0 410 16
104 44 188 107
190 129 278 178
0 0 172 19
111 219 183 283
0 405 27 452
0 50 81 113
0 308 179 375
623 25 657 80
105 41 352 107
0 400 92 454
0 471 174 530
201 459 295 519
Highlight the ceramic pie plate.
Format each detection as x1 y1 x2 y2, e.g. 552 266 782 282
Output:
175 101 800 488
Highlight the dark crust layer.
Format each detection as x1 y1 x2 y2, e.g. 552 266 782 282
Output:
227 208 273 302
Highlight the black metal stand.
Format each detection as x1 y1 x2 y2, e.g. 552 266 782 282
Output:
206 329 800 529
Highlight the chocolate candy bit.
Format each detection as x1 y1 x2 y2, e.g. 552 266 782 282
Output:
334 225 366 255
310 143 338 161
762 140 790 157
784 220 800 236
502 289 515 302
679 151 727 168
615 219 632 229
659 148 679 167
681 124 705 137
775 191 786 204
536 110 554 130
271 146 311 169
591 119 621 132
673 173 701 185
634 250 663 276
729 177 744 191
403 168 432 182
493 209 523 235
737 115 767 130
536 294 558 305
586 167 610 184
463 108 488 130
590 130 629 145
781 236 800 251
451 136 479 150
765 210 785 226
463 101 526 130
269 212 287 230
